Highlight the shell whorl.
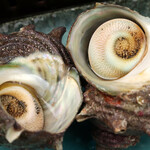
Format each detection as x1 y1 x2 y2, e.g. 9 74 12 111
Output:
0 25 72 65
0 25 83 145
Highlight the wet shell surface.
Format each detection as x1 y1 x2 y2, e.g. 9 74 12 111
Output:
67 3 150 95
67 3 150 150
0 25 82 149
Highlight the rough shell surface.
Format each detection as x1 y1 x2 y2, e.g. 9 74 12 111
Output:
0 25 83 149
67 3 150 150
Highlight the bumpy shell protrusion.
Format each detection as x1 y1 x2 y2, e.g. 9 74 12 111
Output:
0 25 83 149
76 84 150 149
67 3 150 150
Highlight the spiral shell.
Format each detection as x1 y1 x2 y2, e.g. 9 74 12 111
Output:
0 25 82 149
67 3 150 150
67 3 150 95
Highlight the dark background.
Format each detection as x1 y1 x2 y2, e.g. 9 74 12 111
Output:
0 0 110 24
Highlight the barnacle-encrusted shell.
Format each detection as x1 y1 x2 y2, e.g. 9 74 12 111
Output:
0 25 82 149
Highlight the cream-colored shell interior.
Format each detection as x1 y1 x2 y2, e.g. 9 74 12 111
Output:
67 3 150 95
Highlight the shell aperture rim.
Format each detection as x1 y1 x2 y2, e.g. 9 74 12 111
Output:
66 3 150 95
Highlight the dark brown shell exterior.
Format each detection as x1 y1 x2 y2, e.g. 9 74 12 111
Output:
93 129 139 150
0 25 72 66
77 85 150 150
0 25 72 149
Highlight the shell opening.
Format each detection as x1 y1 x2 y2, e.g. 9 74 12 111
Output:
67 3 150 94
88 18 146 80
0 82 44 132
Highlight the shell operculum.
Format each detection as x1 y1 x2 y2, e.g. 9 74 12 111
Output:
0 82 44 131
0 26 83 145
67 3 150 150
0 51 82 143
88 18 146 80
0 81 44 143
67 3 150 95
